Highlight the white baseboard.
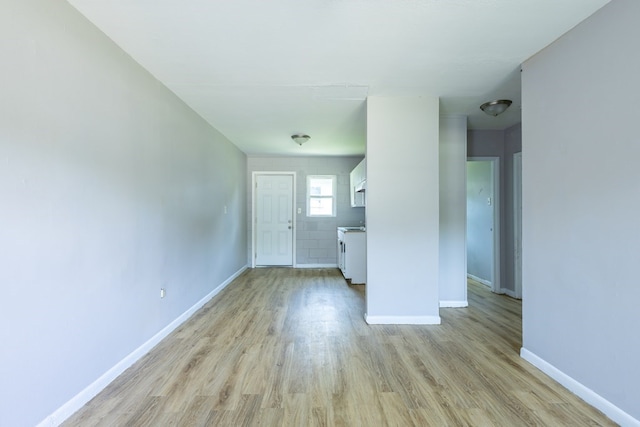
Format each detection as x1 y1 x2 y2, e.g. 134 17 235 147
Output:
500 288 519 299
467 273 491 287
364 314 441 325
520 348 639 427
295 263 338 268
37 265 248 427
440 300 469 308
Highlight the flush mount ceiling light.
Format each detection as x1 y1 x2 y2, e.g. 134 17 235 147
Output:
480 99 513 117
291 134 310 146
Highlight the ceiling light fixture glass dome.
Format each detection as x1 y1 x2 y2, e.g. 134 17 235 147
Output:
480 99 512 116
291 134 310 146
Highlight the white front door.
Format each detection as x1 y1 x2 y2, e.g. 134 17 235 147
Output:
255 174 294 266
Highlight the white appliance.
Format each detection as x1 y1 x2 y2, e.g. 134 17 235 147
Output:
337 227 366 284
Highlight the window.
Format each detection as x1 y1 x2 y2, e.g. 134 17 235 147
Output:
307 175 336 217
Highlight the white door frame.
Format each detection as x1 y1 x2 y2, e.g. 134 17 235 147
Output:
251 171 297 268
467 157 501 294
513 152 523 299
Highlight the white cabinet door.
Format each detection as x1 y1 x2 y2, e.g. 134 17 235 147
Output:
338 230 366 284
350 158 366 207
338 241 346 275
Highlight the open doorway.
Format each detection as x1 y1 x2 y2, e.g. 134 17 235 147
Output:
513 152 522 298
466 157 500 293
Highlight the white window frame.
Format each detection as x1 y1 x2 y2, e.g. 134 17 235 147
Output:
306 175 337 217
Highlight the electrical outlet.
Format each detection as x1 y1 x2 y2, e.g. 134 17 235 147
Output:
224 205 227 214
160 288 165 298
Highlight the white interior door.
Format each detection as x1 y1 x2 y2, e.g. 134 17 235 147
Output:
255 174 294 266
466 157 500 293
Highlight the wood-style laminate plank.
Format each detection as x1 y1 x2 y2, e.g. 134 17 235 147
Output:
63 268 616 426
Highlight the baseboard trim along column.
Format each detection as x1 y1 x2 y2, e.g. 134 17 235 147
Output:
500 288 518 298
439 300 469 308
467 273 491 287
364 314 442 325
37 265 249 427
294 263 338 269
520 347 639 427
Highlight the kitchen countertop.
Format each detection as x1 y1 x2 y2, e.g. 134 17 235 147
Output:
338 226 366 232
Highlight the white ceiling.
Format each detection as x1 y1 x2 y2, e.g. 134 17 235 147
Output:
66 0 610 156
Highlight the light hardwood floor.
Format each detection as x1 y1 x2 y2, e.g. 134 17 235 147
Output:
63 268 615 426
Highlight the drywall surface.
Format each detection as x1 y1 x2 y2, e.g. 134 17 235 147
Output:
0 1 247 425
246 156 365 266
522 0 640 421
439 116 468 305
365 96 440 323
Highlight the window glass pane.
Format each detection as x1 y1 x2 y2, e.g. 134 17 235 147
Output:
309 178 334 196
309 197 333 216
307 175 336 217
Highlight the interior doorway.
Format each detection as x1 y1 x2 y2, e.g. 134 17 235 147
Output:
466 157 500 293
252 172 296 267
513 152 523 298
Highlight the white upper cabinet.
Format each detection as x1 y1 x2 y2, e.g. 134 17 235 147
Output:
349 158 366 207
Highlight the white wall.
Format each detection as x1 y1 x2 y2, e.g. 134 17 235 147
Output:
365 96 440 324
521 0 640 423
439 115 468 307
246 156 365 266
0 1 247 425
